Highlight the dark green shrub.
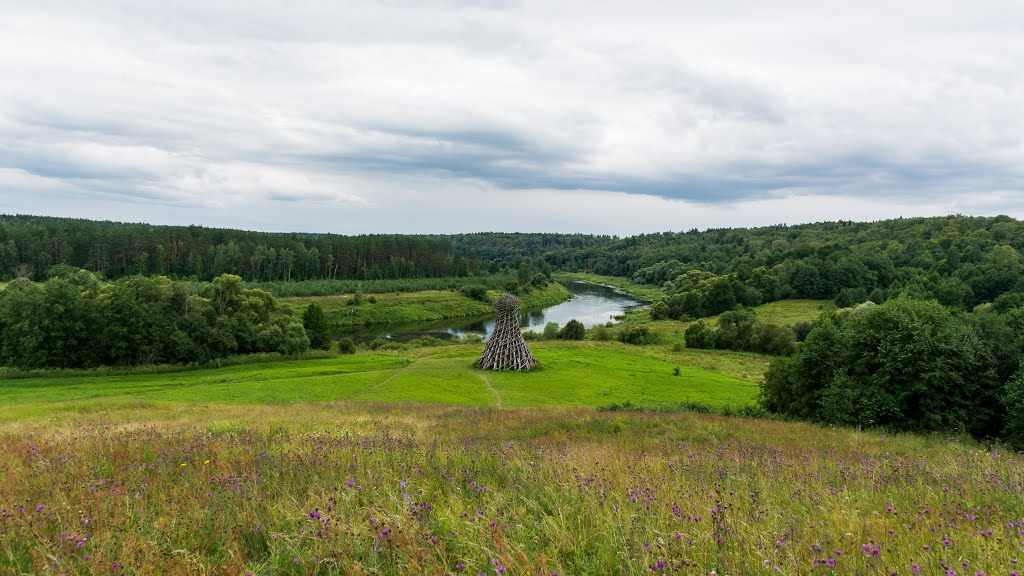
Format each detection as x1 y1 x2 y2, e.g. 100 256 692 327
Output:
649 301 670 320
459 285 490 302
684 321 715 349
834 287 868 308
559 319 586 340
618 326 656 345
751 322 797 356
336 337 356 354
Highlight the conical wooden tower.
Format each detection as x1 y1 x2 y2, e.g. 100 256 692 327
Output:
476 294 537 371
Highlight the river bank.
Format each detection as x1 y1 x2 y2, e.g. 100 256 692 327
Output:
280 283 572 327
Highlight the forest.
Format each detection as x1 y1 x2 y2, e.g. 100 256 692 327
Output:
8 214 1024 314
0 214 477 281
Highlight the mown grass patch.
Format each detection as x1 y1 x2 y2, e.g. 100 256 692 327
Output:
0 344 757 420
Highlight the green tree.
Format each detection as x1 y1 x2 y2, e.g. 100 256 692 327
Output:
684 321 715 349
543 322 560 340
649 300 669 320
302 303 332 350
559 319 585 340
761 300 993 433
1002 369 1024 449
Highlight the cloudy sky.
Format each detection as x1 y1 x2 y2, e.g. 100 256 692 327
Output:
1 1 1022 235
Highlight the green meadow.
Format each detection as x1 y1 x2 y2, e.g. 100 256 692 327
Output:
0 343 758 422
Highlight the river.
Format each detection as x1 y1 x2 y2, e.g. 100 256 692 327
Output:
340 280 646 342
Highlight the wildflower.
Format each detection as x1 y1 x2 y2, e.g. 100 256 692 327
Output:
180 463 187 467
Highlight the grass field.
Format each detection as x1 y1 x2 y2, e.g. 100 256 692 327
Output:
2 401 1021 575
0 344 758 423
281 284 571 327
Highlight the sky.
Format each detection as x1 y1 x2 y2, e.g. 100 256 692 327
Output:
0 0 1022 235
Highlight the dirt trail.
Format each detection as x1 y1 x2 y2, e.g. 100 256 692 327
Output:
477 373 502 407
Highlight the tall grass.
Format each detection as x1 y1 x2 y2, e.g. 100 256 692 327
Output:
1 404 1021 575
0 350 338 381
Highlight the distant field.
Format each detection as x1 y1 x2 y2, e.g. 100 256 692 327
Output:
247 273 517 297
280 283 571 326
632 298 833 344
0 343 757 423
555 271 664 300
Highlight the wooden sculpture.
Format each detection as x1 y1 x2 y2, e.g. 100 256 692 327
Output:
476 293 537 371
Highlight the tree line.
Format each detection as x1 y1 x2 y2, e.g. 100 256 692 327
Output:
11 214 1024 314
0 215 477 282
0 267 311 369
452 215 1024 315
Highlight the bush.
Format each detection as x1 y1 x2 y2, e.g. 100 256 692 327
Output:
522 330 541 341
460 333 484 344
336 337 356 354
591 326 612 341
649 301 670 320
834 287 868 308
751 322 797 356
618 326 656 345
459 285 490 302
368 337 389 350
791 321 813 342
543 322 561 340
684 321 715 349
559 319 586 340
408 336 446 348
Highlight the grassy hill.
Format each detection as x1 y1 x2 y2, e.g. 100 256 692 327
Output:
1 399 1018 574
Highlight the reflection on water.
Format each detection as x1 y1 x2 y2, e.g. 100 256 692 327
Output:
341 280 646 342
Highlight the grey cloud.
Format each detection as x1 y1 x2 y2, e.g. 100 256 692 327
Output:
1 0 1023 232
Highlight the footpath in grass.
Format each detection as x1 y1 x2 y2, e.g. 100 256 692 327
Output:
0 344 758 421
1 403 1021 575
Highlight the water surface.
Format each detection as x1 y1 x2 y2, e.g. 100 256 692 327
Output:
341 280 645 342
